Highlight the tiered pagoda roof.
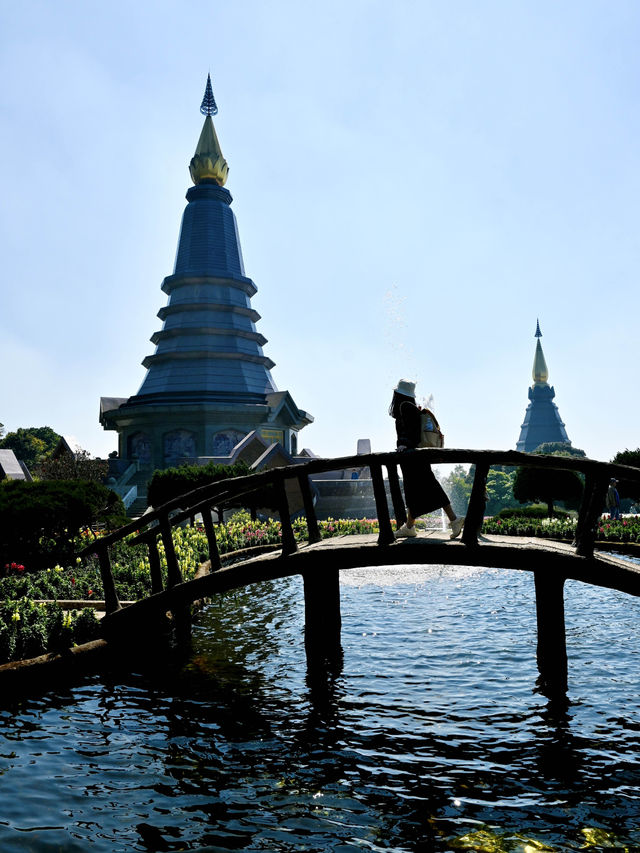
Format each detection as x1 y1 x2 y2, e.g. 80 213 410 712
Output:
127 74 277 406
516 321 571 452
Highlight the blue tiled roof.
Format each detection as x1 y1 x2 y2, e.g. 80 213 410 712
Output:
516 384 571 452
173 184 246 278
135 179 277 402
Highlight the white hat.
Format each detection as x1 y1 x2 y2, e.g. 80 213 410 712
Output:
395 379 416 398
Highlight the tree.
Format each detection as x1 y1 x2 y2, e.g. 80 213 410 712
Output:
38 448 108 484
612 449 640 468
485 469 519 516
438 464 471 517
513 457 583 517
610 448 640 504
0 426 61 469
0 480 126 570
440 464 519 517
534 442 587 458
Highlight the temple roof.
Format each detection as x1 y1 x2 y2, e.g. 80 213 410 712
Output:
100 75 313 451
516 321 571 452
132 75 277 405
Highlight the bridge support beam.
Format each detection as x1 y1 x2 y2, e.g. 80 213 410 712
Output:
534 570 568 695
303 568 342 671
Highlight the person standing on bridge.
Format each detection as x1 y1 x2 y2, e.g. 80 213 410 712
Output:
606 478 621 520
390 379 464 539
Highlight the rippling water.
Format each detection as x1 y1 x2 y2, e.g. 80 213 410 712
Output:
1 564 639 852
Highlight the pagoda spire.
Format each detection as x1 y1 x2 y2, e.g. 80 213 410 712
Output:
532 320 548 386
516 321 571 451
200 72 218 116
190 74 228 186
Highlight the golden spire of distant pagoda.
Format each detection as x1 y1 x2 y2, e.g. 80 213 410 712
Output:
189 74 229 186
532 319 549 385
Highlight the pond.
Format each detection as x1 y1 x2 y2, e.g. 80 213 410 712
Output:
0 564 639 851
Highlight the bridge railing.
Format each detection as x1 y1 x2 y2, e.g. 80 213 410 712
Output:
79 449 640 615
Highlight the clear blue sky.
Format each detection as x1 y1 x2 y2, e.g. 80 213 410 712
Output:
1 0 638 463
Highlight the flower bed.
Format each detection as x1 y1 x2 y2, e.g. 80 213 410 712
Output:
0 514 382 664
482 515 640 544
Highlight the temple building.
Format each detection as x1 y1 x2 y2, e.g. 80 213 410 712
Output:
516 320 571 452
100 76 312 506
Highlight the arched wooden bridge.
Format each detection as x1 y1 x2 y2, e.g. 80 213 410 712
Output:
81 448 640 693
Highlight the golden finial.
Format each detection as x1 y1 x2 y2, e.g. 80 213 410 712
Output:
532 321 549 385
189 74 229 186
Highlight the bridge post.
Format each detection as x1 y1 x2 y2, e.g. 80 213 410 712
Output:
461 461 489 546
371 461 395 545
298 473 322 544
575 472 609 558
386 463 407 528
159 511 183 589
96 544 122 614
147 535 164 594
277 477 298 556
201 507 221 571
303 568 342 670
533 570 568 695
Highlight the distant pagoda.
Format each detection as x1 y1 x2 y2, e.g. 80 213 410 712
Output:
516 320 571 452
100 75 312 474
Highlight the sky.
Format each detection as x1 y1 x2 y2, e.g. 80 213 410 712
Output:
1 0 639 464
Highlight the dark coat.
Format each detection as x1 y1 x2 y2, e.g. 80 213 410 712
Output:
394 399 449 516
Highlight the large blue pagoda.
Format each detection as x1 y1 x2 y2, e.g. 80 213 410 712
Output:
516 320 571 452
101 76 312 480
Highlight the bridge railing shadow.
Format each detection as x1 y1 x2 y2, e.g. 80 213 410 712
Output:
79 449 640 615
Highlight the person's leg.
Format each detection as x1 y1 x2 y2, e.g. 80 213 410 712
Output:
396 510 419 537
444 503 465 539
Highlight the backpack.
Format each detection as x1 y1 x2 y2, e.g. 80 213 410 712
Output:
418 408 444 448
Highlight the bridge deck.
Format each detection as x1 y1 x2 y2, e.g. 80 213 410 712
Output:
101 534 640 635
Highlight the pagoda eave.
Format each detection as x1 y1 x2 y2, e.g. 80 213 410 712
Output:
161 273 258 299
157 303 261 323
149 327 268 347
141 351 276 370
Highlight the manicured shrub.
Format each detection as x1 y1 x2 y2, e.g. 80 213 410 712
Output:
496 504 570 521
147 460 253 508
0 480 126 571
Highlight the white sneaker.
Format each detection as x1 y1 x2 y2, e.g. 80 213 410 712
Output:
449 517 465 539
395 523 417 539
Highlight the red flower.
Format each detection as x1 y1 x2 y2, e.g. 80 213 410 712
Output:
71 577 76 585
87 589 93 596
